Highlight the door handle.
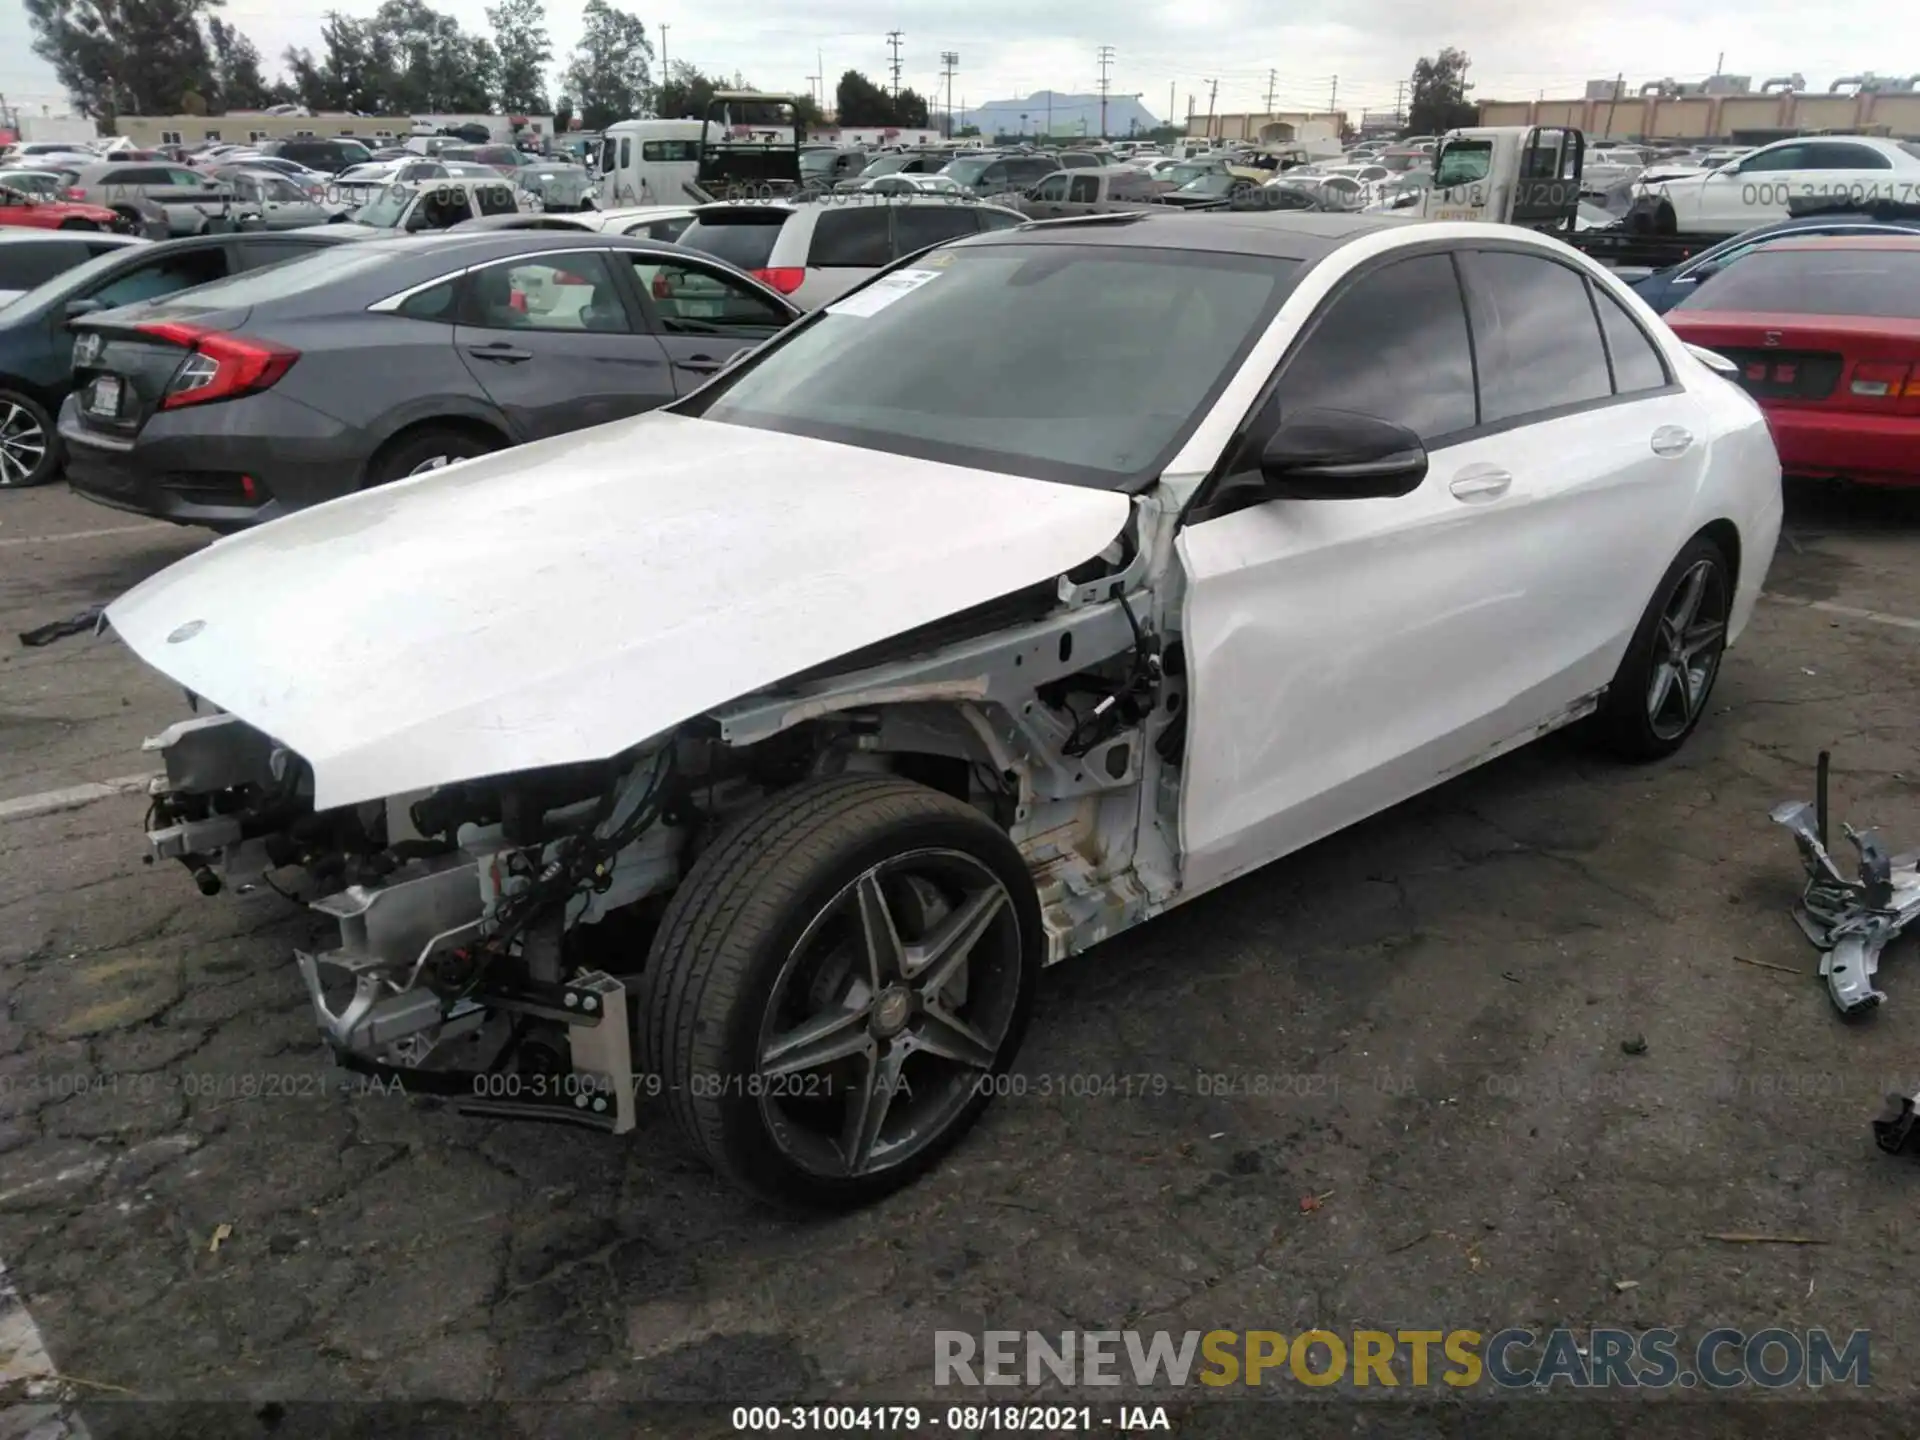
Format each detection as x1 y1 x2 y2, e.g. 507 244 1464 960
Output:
466 343 531 362
1448 465 1512 502
1650 425 1694 458
678 354 722 373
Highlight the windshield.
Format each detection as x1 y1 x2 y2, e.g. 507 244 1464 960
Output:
1433 141 1493 189
800 150 839 175
1176 173 1235 196
1167 163 1217 186
686 243 1300 488
1678 245 1920 318
862 154 913 178
255 176 306 203
351 188 413 228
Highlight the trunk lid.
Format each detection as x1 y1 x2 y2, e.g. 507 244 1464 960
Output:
68 307 254 440
1666 312 1920 414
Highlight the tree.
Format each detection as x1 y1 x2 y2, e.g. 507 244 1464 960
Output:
562 0 652 131
790 93 823 133
206 16 272 111
655 60 722 121
375 0 497 112
554 93 573 131
893 86 929 128
835 69 892 125
284 12 393 112
26 0 221 120
1406 47 1477 137
487 0 550 113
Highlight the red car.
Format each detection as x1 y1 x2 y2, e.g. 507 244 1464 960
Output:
1665 235 1920 486
0 184 122 232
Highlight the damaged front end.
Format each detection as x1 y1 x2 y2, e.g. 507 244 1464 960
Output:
143 712 681 1130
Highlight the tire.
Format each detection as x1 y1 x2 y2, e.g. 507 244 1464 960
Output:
0 390 57 489
639 774 1042 1209
1590 535 1733 761
366 426 499 485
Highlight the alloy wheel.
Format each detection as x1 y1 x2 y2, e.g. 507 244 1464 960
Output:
755 848 1023 1179
1646 557 1728 741
407 455 452 476
0 402 48 488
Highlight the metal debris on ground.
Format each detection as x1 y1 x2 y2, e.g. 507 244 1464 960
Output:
1873 1090 1920 1158
1771 750 1920 1017
17 605 106 648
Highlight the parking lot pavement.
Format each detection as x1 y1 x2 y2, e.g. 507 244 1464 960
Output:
5 480 1920 1429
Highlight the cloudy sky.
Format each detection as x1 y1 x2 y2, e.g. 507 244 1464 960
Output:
1 0 1903 123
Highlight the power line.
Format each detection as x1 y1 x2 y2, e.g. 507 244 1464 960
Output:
1096 44 1114 138
885 30 904 101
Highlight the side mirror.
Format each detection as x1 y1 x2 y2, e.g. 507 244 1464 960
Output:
65 297 104 321
1684 260 1721 284
1255 409 1428 500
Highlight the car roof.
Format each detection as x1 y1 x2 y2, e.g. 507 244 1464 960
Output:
969 209 1416 260
0 229 144 248
354 230 715 262
1761 234 1920 252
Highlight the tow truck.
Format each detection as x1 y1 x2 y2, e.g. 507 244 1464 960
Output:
691 91 805 200
1411 126 1766 270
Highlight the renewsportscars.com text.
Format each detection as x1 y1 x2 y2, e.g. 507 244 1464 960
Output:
935 1328 1871 1390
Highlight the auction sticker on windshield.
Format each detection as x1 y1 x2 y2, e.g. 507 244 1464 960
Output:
827 268 943 318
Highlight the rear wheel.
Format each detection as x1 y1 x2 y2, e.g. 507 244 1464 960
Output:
1591 536 1732 760
367 426 499 485
0 391 55 489
639 775 1042 1209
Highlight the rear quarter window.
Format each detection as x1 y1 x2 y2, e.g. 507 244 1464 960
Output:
678 214 785 270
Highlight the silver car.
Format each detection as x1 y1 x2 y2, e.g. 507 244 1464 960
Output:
66 161 237 237
213 168 339 230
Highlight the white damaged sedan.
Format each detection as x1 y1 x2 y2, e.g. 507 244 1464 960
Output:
111 212 1782 1208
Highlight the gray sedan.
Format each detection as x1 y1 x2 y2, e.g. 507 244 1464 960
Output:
59 230 802 530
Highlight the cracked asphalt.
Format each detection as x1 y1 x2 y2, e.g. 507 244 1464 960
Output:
5 481 1920 1439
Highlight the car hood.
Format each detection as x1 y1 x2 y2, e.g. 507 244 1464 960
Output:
107 412 1131 811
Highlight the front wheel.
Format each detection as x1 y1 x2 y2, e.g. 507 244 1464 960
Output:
639 775 1042 1209
1591 536 1732 760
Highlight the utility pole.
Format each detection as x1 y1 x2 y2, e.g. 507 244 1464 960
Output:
1394 78 1405 127
1603 71 1623 139
886 30 904 102
1168 81 1175 133
1205 77 1217 139
1329 75 1338 120
1097 44 1115 138
1265 69 1276 115
941 51 958 137
658 23 669 111
1714 50 1724 76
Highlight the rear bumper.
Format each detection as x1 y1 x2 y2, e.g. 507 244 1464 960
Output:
59 391 366 529
1762 404 1920 486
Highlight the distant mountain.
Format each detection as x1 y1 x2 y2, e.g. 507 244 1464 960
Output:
955 90 1163 138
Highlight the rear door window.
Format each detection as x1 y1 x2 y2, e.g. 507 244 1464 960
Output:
1460 249 1613 423
1068 175 1099 203
476 184 520 216
808 209 892 267
467 253 630 332
892 205 980 256
623 256 791 334
1804 143 1891 171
